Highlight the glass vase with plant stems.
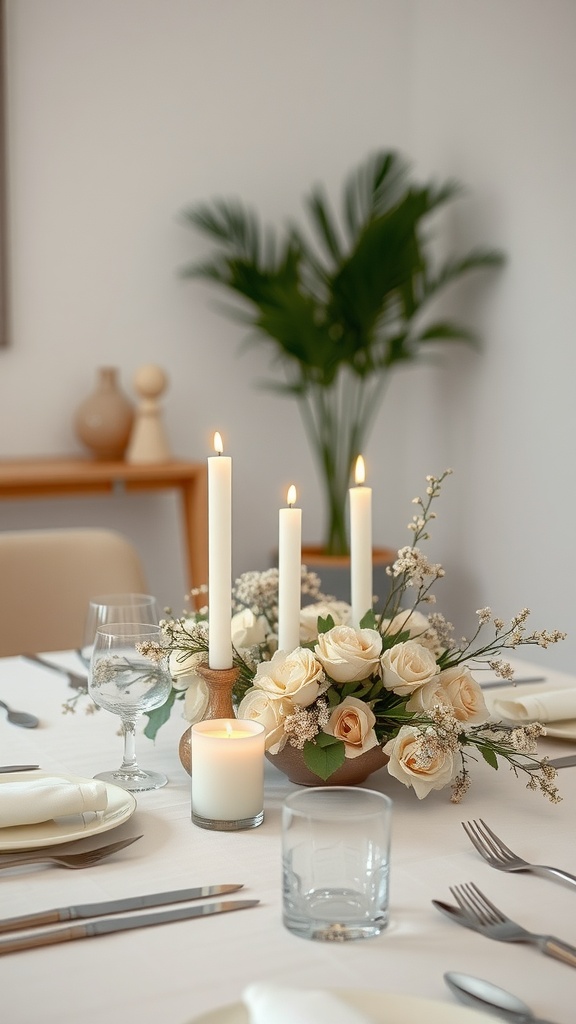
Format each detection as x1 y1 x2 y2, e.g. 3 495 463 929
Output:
181 149 504 556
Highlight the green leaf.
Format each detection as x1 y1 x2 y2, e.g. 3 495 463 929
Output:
317 614 335 634
302 736 346 780
360 609 377 629
143 688 177 741
480 745 499 770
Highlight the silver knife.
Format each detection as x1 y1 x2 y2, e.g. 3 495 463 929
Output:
0 898 259 956
21 654 87 691
0 765 40 774
0 883 245 934
549 755 576 769
480 676 546 690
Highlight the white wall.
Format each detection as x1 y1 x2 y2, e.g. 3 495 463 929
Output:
0 0 573 670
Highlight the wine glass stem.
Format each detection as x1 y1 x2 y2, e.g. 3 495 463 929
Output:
120 718 139 772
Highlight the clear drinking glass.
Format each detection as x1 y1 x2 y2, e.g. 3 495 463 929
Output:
282 786 392 941
81 594 159 664
88 622 171 791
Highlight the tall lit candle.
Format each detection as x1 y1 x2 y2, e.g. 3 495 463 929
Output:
278 484 302 652
208 432 232 669
350 455 373 628
191 718 265 829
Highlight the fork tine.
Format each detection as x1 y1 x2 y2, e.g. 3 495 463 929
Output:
478 819 517 859
449 883 482 921
85 834 142 858
467 882 507 923
462 820 492 859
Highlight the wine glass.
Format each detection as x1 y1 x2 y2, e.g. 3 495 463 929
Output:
88 622 171 791
80 593 159 665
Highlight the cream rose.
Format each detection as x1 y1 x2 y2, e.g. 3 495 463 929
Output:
405 676 450 714
252 648 327 706
324 696 379 759
237 688 292 753
315 625 382 683
383 725 459 799
381 639 439 695
383 610 443 655
437 665 489 724
299 601 352 643
231 609 270 650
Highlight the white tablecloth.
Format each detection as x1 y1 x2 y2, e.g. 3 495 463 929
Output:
1 652 575 1024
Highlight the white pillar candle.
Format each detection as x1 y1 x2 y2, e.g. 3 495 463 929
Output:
278 485 302 653
208 432 233 669
191 719 265 824
350 455 373 628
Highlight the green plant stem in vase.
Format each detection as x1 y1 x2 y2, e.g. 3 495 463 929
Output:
181 149 505 555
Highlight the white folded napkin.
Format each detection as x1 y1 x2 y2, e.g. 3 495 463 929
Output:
243 983 374 1024
0 776 108 828
491 688 576 724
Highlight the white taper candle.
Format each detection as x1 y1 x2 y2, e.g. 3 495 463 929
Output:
278 485 302 653
208 432 233 668
350 455 373 628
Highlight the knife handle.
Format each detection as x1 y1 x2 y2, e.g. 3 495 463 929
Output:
543 935 576 968
0 924 86 956
0 910 65 935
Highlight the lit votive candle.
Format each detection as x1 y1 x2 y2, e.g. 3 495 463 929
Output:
191 719 266 831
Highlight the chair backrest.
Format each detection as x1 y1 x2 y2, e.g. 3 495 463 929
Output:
0 528 149 656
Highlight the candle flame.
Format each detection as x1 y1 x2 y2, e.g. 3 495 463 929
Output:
225 721 233 738
287 484 297 507
213 431 223 455
355 455 366 485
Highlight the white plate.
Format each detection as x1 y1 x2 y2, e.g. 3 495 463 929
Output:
189 989 494 1023
0 771 137 851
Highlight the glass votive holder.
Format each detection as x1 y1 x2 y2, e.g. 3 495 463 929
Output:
282 786 393 941
191 718 265 831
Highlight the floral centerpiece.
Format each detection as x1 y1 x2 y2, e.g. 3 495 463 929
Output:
148 471 565 803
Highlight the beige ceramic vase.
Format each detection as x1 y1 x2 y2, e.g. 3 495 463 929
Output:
74 366 134 460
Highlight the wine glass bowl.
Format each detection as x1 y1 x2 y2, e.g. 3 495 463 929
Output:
81 593 159 664
88 622 171 791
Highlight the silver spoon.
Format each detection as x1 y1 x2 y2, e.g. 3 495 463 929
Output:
444 971 559 1024
0 699 39 729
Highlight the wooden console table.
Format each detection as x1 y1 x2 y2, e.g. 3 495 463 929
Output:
0 457 208 598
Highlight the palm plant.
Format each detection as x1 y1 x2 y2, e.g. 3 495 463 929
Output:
181 150 504 556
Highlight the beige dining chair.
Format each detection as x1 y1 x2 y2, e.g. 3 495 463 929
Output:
0 528 149 656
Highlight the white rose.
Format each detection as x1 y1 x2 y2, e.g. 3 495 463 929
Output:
383 610 443 655
315 625 382 683
237 688 292 753
299 601 352 643
383 725 459 799
438 665 489 724
183 676 210 724
324 696 379 759
169 648 207 688
253 648 327 707
381 640 439 695
231 609 269 650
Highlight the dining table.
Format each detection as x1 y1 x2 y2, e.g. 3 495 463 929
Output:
1 650 575 1024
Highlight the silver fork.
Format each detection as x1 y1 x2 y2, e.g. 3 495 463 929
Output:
463 818 576 890
450 881 576 967
0 835 142 870
22 654 87 692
